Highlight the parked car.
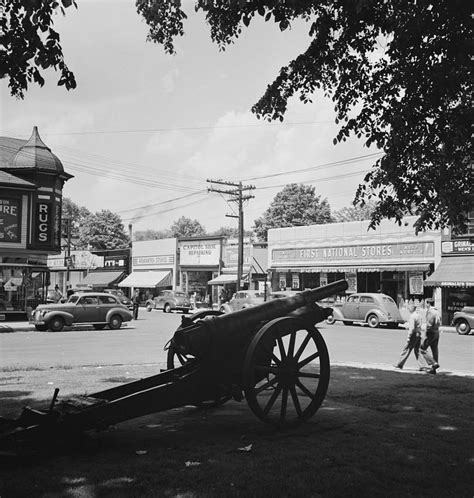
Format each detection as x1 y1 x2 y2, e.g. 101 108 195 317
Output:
146 290 191 313
327 293 404 328
451 306 474 335
104 288 132 310
220 290 266 313
30 292 133 332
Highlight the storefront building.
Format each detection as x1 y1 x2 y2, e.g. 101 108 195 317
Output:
208 239 269 302
268 217 441 306
119 238 177 300
424 213 474 325
47 248 130 294
178 236 224 306
0 127 72 320
48 250 104 292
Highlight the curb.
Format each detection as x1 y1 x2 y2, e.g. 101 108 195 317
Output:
0 323 460 334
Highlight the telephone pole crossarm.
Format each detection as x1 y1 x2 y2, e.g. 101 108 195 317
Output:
207 178 255 291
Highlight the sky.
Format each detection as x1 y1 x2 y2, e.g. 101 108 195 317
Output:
1 0 381 235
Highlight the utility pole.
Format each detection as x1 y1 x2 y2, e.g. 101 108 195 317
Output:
207 179 255 291
65 217 72 289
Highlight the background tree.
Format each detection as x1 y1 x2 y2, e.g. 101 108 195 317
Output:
61 197 91 248
253 184 332 241
79 210 130 250
1 0 77 99
137 1 471 234
332 201 377 223
169 216 206 239
210 226 254 239
133 229 171 242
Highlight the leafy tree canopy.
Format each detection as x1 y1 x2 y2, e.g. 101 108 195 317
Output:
133 229 172 242
61 197 91 247
79 210 130 250
137 0 472 234
253 184 332 241
209 226 253 239
1 0 77 99
332 201 377 223
169 216 206 238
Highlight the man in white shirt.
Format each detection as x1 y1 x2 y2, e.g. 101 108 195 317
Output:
394 304 423 370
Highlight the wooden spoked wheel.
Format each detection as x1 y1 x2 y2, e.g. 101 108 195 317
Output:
243 316 330 427
166 309 223 369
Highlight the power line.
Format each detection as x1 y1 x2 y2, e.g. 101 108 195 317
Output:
34 120 334 137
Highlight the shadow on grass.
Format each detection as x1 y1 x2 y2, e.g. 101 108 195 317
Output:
0 366 473 497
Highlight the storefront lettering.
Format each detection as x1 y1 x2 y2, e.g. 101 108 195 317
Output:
0 198 20 242
273 241 433 263
38 204 49 242
133 255 174 265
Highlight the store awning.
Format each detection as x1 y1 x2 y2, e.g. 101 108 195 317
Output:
208 274 238 285
118 271 171 288
424 256 474 287
80 271 126 288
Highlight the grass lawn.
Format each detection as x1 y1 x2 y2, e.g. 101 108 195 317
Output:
0 364 473 497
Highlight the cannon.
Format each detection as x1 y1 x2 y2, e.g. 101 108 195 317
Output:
0 279 348 447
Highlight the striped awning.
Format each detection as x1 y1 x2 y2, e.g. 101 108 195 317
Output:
79 271 125 288
118 270 171 288
424 256 474 287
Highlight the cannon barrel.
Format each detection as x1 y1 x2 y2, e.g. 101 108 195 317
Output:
173 279 348 362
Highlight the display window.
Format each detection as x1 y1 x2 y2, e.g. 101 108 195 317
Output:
0 266 50 314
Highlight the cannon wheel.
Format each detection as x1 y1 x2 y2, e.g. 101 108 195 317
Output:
166 309 224 369
243 316 330 428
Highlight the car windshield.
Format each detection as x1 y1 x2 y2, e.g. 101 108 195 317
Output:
68 295 80 303
382 297 396 304
174 292 185 297
253 292 265 298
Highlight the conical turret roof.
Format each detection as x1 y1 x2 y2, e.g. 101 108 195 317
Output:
9 126 65 174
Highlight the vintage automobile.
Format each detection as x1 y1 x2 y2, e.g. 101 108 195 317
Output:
30 292 133 332
451 306 474 335
326 292 404 328
104 288 132 310
220 290 266 313
146 290 191 314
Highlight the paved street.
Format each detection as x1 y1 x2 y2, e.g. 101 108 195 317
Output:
1 310 472 375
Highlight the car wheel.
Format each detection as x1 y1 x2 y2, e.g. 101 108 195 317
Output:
35 324 48 332
109 315 123 330
367 314 380 328
325 315 335 325
456 319 471 335
164 303 171 313
343 321 353 326
93 324 106 330
49 317 65 332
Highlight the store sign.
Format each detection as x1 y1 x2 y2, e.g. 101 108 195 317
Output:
34 200 52 245
104 256 126 268
223 245 252 266
0 198 21 243
133 254 174 267
47 251 103 269
441 240 474 254
409 272 424 295
180 241 220 266
272 242 434 264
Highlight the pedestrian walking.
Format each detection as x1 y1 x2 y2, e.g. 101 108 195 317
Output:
132 289 140 320
420 299 441 373
394 303 423 370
